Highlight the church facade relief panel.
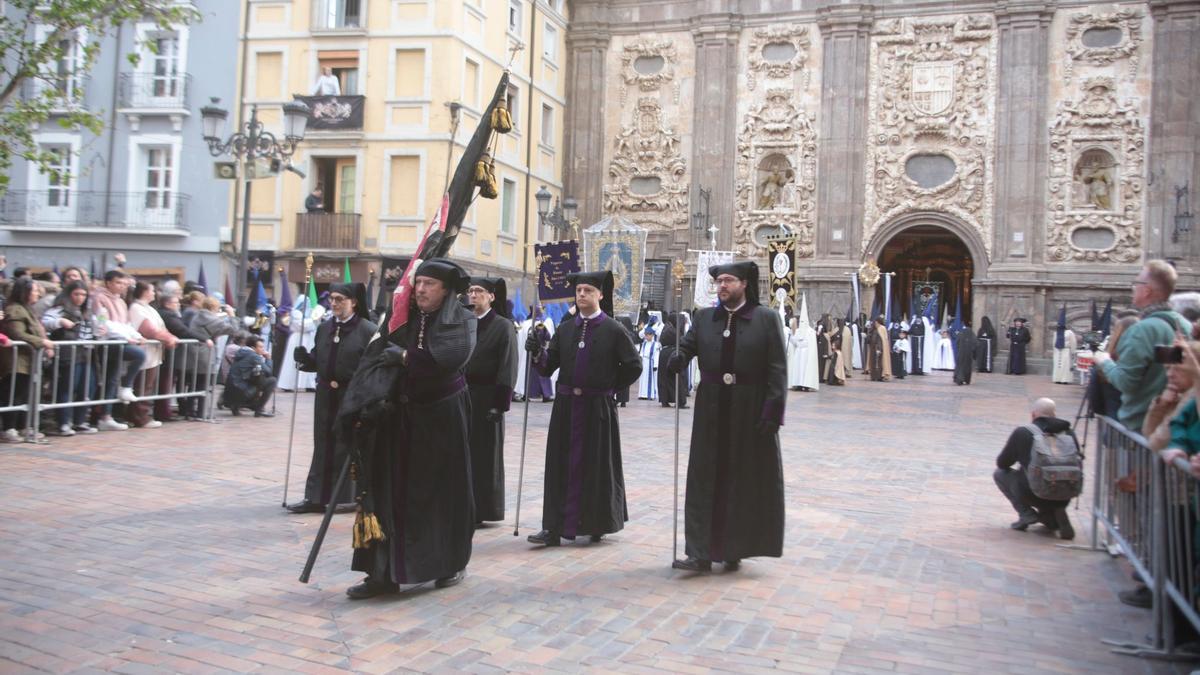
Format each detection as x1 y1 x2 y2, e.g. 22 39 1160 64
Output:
602 35 693 232
734 23 821 258
863 15 997 257
1045 7 1151 264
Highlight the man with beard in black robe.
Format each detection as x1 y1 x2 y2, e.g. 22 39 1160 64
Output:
954 321 978 385
976 316 997 372
465 277 518 525
345 259 477 598
1007 318 1032 375
908 316 926 375
286 282 376 514
669 261 786 572
657 316 689 409
524 271 642 547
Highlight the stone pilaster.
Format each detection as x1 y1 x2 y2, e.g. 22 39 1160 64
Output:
814 4 873 261
689 14 741 252
562 28 611 229
992 2 1053 268
1147 0 1200 267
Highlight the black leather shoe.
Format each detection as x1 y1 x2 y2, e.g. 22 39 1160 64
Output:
229 407 242 416
346 578 398 599
435 570 465 589
1054 507 1075 540
527 530 560 546
672 557 711 572
1010 512 1040 531
254 409 274 418
286 500 324 514
589 534 603 543
724 560 740 571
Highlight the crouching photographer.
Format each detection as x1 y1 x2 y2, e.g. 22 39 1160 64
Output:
224 336 275 417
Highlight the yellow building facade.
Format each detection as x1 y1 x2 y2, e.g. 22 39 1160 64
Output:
237 0 569 292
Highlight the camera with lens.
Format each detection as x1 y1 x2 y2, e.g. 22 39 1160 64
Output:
1081 330 1105 351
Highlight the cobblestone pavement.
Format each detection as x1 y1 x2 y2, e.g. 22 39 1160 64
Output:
0 370 1187 673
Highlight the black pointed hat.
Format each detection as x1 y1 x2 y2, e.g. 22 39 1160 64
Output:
567 270 615 316
328 282 369 320
415 258 471 293
469 276 509 319
707 261 760 306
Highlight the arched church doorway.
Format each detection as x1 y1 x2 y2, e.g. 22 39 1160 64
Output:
875 225 975 324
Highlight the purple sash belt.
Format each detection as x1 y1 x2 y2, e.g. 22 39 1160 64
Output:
555 383 614 398
701 370 763 386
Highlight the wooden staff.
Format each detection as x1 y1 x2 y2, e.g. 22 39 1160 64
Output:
282 252 314 508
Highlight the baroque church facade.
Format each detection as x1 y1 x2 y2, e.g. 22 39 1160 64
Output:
560 0 1199 365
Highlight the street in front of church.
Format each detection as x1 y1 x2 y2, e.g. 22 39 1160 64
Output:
0 371 1180 673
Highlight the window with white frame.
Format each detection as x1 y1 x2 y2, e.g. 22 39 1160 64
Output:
501 178 516 234
507 0 522 34
540 103 554 147
143 146 173 209
132 24 188 107
150 32 181 98
506 84 520 134
543 23 558 62
316 0 362 29
43 145 72 207
33 26 85 102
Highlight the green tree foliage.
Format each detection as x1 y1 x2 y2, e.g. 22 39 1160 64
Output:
0 0 199 192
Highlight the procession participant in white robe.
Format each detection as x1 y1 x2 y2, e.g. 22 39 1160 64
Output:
787 319 804 389
893 329 911 379
851 321 863 370
637 325 661 400
793 294 820 391
680 311 698 394
932 329 956 370
921 316 937 374
900 321 914 373
278 304 323 391
515 317 531 398
1051 325 1077 384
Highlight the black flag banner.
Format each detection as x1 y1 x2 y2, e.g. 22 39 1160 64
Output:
767 235 797 316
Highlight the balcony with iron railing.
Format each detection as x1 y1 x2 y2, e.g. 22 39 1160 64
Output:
118 72 191 110
0 190 190 232
291 95 365 132
294 212 360 250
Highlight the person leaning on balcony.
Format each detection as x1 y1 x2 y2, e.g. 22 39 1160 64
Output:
0 277 54 441
305 187 325 214
129 281 180 426
90 269 147 432
312 66 341 96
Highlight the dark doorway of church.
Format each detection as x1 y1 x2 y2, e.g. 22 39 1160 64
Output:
876 225 975 324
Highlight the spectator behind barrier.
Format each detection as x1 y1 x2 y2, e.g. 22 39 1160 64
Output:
0 277 54 441
90 270 145 431
128 281 179 427
993 397 1079 540
1093 261 1193 431
43 280 99 436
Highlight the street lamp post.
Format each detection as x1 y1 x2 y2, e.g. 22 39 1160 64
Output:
534 185 579 240
200 97 310 313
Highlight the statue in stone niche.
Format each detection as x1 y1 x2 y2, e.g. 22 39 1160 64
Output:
756 155 795 210
1074 149 1115 210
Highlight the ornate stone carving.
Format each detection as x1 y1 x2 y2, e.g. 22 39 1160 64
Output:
619 38 679 104
1046 77 1144 263
1063 8 1143 83
746 24 810 91
863 15 996 256
603 97 689 230
734 88 817 257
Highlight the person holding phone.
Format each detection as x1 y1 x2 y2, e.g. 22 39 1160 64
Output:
1092 260 1193 432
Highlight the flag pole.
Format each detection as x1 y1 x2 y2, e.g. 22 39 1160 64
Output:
513 347 533 537
671 259 685 565
282 252 314 508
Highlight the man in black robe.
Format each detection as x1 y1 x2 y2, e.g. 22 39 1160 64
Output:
908 317 926 375
465 277 518 525
976 316 997 372
524 271 642 547
286 282 376 514
669 261 786 572
657 317 688 409
345 259 477 598
1007 318 1031 375
953 321 978 385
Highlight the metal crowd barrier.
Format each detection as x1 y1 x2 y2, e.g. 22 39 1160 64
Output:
0 339 219 443
1093 414 1200 660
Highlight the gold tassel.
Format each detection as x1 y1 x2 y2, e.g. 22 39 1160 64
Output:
490 102 513 134
474 152 499 200
352 510 385 549
473 151 491 182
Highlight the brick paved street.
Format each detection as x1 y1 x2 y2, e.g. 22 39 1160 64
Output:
0 371 1186 673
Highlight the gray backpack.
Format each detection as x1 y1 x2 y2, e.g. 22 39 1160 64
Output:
1025 424 1084 501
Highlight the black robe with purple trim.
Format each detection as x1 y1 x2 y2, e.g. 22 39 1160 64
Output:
533 312 641 538
675 303 786 563
465 310 519 522
350 302 477 585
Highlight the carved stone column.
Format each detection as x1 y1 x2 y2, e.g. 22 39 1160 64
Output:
993 2 1053 265
563 28 611 228
689 15 741 252
1147 0 1200 265
815 4 873 261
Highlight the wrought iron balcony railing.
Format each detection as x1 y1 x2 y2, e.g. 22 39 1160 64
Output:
0 190 190 232
118 72 191 109
295 212 360 250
